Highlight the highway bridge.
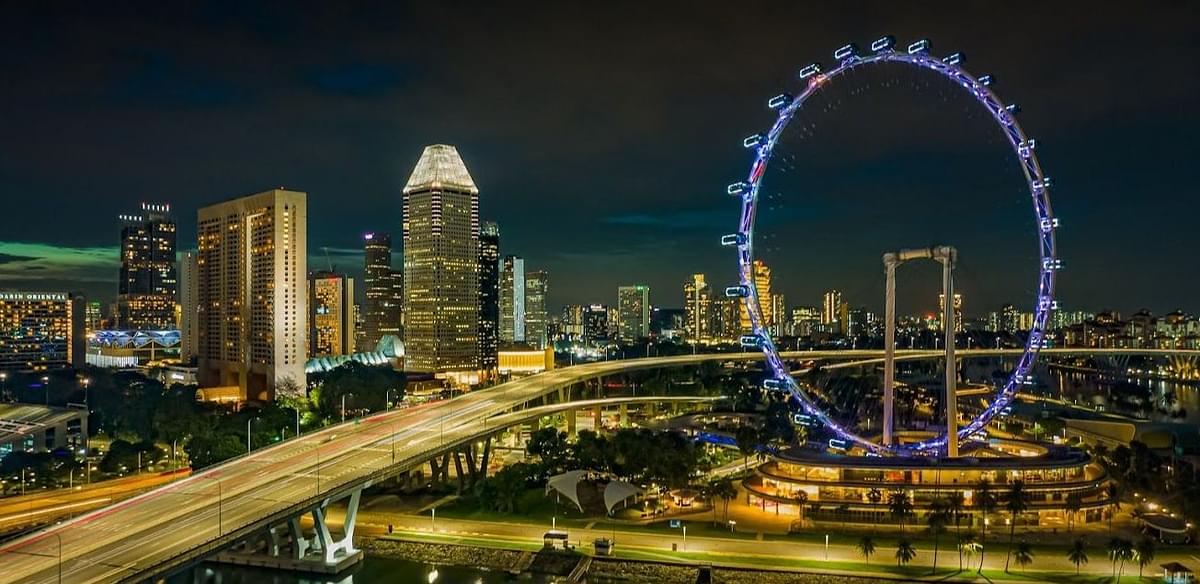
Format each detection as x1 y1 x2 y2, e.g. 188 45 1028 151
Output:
2 348 1197 583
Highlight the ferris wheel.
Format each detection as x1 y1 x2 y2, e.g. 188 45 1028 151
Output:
724 36 1060 456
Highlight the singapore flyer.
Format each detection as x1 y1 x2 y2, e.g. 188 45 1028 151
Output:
725 36 1060 456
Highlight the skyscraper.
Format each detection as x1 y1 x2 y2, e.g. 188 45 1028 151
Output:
499 256 525 343
822 290 843 326
683 274 711 342
0 292 84 372
937 293 964 333
617 285 650 341
713 296 740 341
738 260 772 333
118 203 177 330
308 271 355 357
362 232 401 350
524 270 549 349
582 304 609 344
178 250 199 363
402 145 480 377
477 221 500 371
770 293 788 336
196 189 307 401
561 304 585 340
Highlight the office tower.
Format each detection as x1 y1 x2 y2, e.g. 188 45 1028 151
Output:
683 274 711 342
308 271 355 357
770 293 787 336
117 203 177 330
84 301 102 335
561 304 585 340
499 256 526 343
791 306 820 337
0 292 85 372
1001 303 1020 332
525 270 549 349
938 293 964 333
617 285 650 341
362 233 401 350
402 145 480 376
477 221 500 370
178 251 199 363
838 300 850 335
606 306 620 339
738 260 772 332
353 303 365 348
582 304 609 344
821 290 842 326
196 189 307 401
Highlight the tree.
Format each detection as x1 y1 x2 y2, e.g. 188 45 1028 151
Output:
1106 481 1122 534
895 539 916 567
1003 480 1028 572
1013 540 1034 572
713 478 737 523
974 478 998 574
926 498 949 574
734 425 759 470
1107 537 1133 581
958 531 979 574
1067 537 1088 575
1135 536 1156 578
946 491 966 569
527 427 570 476
867 487 883 534
1065 491 1082 533
857 536 876 565
888 490 913 534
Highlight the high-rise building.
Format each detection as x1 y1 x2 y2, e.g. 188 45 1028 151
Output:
477 221 500 371
561 304 585 340
362 232 401 350
739 260 772 332
617 285 650 341
683 274 711 342
822 290 842 326
0 292 85 372
402 145 480 377
583 304 609 344
712 296 740 342
308 271 355 357
178 250 199 363
196 189 307 401
524 270 549 349
937 293 964 333
84 301 102 336
770 293 787 336
1001 303 1020 332
118 203 177 330
791 306 820 337
499 256 526 343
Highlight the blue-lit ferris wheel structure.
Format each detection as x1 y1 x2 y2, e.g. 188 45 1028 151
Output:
725 36 1060 456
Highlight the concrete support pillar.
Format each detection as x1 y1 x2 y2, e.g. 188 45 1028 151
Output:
593 406 603 431
453 451 465 494
288 516 311 559
619 403 628 428
567 408 577 437
311 488 362 564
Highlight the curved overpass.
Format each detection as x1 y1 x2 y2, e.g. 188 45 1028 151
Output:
3 348 1198 583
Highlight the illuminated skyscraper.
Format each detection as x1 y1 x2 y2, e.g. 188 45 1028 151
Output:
524 270 549 349
178 250 198 363
308 271 355 357
118 203 177 330
499 256 525 343
683 274 711 342
583 305 609 343
0 292 84 372
738 260 772 333
477 221 500 371
770 293 788 336
196 189 307 401
84 301 102 336
363 232 401 349
822 290 842 326
791 306 820 337
561 304 585 340
712 296 740 341
617 285 650 341
937 293 964 333
402 145 480 377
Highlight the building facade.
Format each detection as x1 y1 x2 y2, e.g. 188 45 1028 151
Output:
402 145 480 378
0 292 85 372
196 189 307 401
362 232 402 351
524 270 549 349
308 271 355 358
617 285 650 341
178 250 199 363
739 260 772 333
499 255 526 343
117 203 178 330
478 221 500 371
683 274 711 343
583 304 609 344
822 290 842 327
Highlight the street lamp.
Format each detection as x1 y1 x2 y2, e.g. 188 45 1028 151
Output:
246 416 260 455
41 376 49 405
341 393 354 423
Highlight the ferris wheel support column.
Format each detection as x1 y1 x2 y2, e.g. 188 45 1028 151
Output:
936 246 959 457
882 255 899 446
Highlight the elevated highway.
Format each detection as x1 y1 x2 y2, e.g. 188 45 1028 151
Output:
2 348 1196 583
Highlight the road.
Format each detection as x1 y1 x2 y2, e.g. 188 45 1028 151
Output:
1 348 1196 583
0 471 190 536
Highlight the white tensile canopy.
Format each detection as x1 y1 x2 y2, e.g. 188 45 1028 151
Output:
603 480 643 514
545 470 587 512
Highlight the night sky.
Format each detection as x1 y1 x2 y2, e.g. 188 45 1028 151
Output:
2 3 1197 317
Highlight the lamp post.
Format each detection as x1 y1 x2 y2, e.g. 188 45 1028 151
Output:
0 371 8 400
246 416 260 455
42 376 49 405
197 476 223 535
431 507 436 531
682 525 687 551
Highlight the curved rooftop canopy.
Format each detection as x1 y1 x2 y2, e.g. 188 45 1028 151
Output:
403 144 478 194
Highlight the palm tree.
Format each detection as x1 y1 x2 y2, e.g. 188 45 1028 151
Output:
1106 482 1122 534
1013 540 1034 572
974 478 997 574
1003 480 1028 572
946 491 966 570
959 531 980 573
888 490 913 534
1107 537 1133 581
1067 536 1088 575
711 477 737 524
926 498 949 574
867 488 883 534
895 539 917 567
1135 536 1156 578
1065 491 1082 533
857 536 876 565
795 490 809 521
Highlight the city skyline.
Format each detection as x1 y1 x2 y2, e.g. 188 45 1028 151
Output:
1 4 1198 317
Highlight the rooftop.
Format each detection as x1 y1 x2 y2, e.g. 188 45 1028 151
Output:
403 144 478 194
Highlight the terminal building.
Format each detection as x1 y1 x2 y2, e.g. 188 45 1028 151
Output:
0 403 88 456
